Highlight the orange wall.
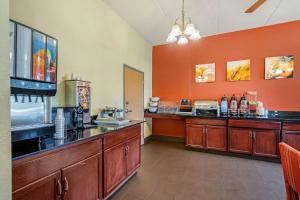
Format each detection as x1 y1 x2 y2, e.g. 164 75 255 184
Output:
153 21 300 111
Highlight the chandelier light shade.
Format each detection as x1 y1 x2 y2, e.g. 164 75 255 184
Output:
166 0 202 45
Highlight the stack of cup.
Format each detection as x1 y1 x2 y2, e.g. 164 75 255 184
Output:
54 108 66 139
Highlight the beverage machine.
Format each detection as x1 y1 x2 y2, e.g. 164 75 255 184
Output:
65 80 91 124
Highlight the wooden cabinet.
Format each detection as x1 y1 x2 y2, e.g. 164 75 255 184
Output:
186 124 206 148
186 119 227 151
228 120 281 158
13 171 61 200
62 154 101 200
282 122 300 151
103 125 141 198
229 128 252 154
282 130 300 151
13 124 142 200
126 135 141 176
206 126 227 151
252 130 279 157
104 143 127 197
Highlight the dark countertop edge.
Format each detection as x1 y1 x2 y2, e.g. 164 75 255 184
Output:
12 120 144 161
144 112 300 122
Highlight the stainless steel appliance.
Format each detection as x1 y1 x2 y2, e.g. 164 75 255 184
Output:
65 80 91 124
176 99 193 115
11 95 53 131
52 107 84 131
193 100 220 116
99 107 124 120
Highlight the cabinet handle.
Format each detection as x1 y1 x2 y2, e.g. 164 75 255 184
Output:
57 179 62 196
253 131 256 140
127 146 130 154
63 177 69 192
249 132 253 139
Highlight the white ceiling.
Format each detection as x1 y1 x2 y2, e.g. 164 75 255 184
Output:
103 0 300 45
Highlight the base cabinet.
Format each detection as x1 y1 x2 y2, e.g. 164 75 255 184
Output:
186 119 227 151
13 171 61 200
282 122 300 151
126 136 141 176
186 124 206 148
62 154 101 200
104 143 127 197
252 130 279 157
206 126 227 151
228 127 279 158
282 131 300 151
13 124 142 200
103 129 141 198
229 128 252 154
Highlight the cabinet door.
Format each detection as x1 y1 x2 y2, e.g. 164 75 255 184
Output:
126 135 141 176
186 124 206 148
62 154 99 200
104 143 127 198
13 171 61 200
282 130 300 151
253 130 279 158
206 126 227 151
229 128 252 154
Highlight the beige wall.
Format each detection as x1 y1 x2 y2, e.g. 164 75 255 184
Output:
10 0 152 137
0 0 12 199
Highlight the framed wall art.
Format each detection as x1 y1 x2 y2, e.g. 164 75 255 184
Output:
227 59 250 81
195 63 216 83
265 55 294 80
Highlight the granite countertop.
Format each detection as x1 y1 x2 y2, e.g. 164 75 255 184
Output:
145 111 300 122
12 120 143 161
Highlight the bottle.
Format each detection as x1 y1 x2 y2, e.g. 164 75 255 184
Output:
230 94 238 114
220 95 228 115
240 94 249 115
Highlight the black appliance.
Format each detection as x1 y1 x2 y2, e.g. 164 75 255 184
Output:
9 20 58 96
52 107 84 131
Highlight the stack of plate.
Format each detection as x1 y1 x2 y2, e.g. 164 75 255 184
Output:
148 97 160 113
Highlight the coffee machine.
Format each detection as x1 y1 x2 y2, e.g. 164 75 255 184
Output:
65 80 91 124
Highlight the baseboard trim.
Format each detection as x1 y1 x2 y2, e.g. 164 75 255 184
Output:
150 135 185 143
185 146 280 163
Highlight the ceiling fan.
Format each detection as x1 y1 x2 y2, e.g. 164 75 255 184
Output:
245 0 267 13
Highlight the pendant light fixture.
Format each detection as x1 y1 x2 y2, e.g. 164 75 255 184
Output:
166 0 201 45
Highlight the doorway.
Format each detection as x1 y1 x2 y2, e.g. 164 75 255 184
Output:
123 65 144 144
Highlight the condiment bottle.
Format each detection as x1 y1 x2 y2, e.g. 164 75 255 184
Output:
240 94 249 115
230 94 238 114
220 95 228 115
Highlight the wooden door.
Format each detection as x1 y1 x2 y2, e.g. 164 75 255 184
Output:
124 65 144 143
253 129 279 157
62 154 99 200
186 124 206 148
229 128 253 154
13 171 61 200
206 126 227 151
126 135 141 176
103 143 127 198
282 130 300 151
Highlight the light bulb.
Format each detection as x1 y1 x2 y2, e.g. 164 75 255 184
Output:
189 29 201 40
177 35 188 45
184 23 195 35
170 24 181 37
166 34 177 43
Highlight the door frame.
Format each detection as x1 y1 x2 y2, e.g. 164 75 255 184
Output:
123 64 145 141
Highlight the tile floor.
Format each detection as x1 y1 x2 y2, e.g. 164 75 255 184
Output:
111 141 285 200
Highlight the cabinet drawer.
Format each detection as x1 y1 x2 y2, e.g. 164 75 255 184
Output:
228 119 281 130
282 122 300 131
103 124 141 150
13 138 102 191
186 118 226 126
